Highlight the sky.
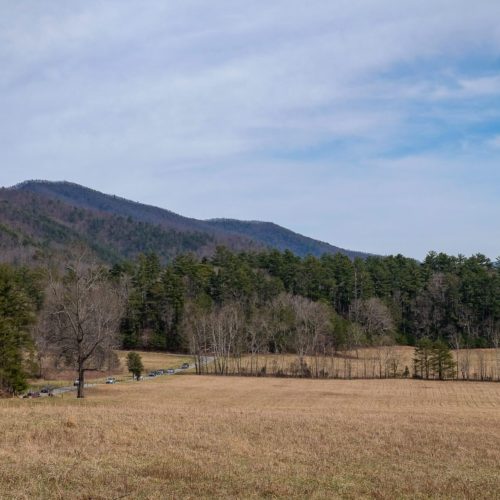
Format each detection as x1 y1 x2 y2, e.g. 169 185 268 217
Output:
1 1 500 260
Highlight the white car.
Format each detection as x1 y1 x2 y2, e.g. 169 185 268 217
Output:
106 377 116 384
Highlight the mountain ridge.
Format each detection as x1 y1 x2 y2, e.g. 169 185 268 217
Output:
204 218 370 259
1 180 372 262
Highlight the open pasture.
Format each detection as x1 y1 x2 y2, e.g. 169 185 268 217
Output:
222 346 500 381
1 375 499 499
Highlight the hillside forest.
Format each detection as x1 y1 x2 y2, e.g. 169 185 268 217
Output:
0 181 369 263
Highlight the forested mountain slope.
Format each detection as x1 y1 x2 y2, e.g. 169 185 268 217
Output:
205 218 370 259
0 180 371 261
0 188 220 264
15 180 219 233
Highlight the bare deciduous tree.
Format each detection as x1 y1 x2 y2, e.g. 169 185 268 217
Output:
246 303 271 376
288 295 331 377
184 302 211 374
209 303 242 375
40 258 124 397
184 301 243 375
31 314 53 379
487 320 500 381
357 298 394 340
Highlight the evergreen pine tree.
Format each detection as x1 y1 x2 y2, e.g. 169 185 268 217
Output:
0 266 36 395
413 338 434 379
127 352 144 380
430 340 456 380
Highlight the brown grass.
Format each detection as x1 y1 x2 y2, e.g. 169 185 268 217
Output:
225 347 500 380
1 376 499 499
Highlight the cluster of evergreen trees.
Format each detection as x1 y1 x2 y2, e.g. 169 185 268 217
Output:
115 248 500 351
413 339 456 380
0 265 42 394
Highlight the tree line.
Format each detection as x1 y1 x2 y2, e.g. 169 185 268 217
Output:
0 247 499 395
116 248 500 351
112 248 499 380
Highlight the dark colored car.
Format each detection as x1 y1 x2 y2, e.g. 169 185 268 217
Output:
24 391 40 398
40 386 53 394
148 372 157 377
181 363 190 369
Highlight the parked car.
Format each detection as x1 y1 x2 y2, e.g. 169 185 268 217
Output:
40 386 53 394
23 391 40 398
148 371 157 377
156 370 164 375
106 377 116 384
167 368 175 374
73 379 80 386
181 363 190 369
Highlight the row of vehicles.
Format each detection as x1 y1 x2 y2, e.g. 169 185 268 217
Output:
73 377 116 386
24 362 193 396
148 363 190 378
23 386 54 398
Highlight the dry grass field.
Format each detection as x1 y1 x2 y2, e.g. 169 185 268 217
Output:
30 348 500 391
1 375 499 499
225 347 500 381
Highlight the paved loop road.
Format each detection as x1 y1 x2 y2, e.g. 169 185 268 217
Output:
43 357 214 397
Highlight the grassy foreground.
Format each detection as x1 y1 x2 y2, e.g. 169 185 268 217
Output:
1 376 499 499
